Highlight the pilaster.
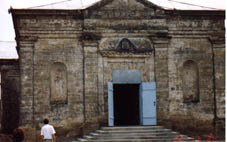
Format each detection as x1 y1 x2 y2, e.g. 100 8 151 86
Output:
149 35 171 125
82 33 101 132
18 36 37 127
17 36 38 142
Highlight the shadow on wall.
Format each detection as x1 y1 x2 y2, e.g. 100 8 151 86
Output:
1 70 20 134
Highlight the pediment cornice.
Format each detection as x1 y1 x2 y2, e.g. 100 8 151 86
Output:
99 37 154 56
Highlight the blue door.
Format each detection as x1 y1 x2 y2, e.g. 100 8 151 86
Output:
140 82 157 125
108 82 114 126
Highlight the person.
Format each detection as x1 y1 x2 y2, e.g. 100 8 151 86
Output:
41 118 56 142
12 128 24 142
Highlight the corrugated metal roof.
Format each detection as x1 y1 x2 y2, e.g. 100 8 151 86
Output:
0 41 18 59
26 0 225 10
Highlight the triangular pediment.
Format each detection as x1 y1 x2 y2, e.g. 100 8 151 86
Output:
85 0 165 19
87 0 164 10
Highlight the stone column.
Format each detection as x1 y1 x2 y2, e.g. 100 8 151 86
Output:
82 33 100 133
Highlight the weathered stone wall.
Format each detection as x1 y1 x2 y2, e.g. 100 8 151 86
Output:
167 38 214 137
33 38 84 140
166 11 225 139
11 0 225 141
14 12 85 141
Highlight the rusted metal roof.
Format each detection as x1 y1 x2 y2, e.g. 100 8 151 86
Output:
0 41 18 59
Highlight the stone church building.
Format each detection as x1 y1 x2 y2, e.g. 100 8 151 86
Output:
0 0 225 141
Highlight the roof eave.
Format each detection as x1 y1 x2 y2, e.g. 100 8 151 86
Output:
9 8 83 15
8 7 20 55
0 59 19 64
165 9 225 16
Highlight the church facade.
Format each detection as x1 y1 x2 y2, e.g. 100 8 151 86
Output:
1 0 225 141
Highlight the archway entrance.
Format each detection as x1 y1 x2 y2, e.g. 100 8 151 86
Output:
113 84 140 126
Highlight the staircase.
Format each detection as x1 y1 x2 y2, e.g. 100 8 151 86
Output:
73 126 193 142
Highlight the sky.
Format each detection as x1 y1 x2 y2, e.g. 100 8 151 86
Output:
0 0 68 58
0 0 226 41
0 0 71 41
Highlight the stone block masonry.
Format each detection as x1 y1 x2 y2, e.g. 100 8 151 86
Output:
5 0 225 141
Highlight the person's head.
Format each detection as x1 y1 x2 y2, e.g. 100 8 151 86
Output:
43 118 49 124
13 128 24 142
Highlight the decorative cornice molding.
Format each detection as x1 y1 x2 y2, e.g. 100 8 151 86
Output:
80 32 101 41
208 34 225 45
99 38 154 56
17 36 38 42
149 33 171 44
99 50 152 57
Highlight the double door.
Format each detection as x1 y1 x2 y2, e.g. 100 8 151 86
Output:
108 82 156 126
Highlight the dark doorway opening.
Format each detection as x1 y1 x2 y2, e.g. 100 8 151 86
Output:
113 84 140 126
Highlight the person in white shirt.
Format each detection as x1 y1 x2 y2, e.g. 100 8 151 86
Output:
41 118 56 142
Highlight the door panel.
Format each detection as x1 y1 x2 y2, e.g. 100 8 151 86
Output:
108 82 157 126
108 82 114 126
140 82 157 125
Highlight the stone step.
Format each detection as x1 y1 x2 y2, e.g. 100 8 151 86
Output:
75 140 227 142
76 138 194 142
95 129 172 133
89 131 180 137
74 126 193 142
101 126 164 130
84 135 191 140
